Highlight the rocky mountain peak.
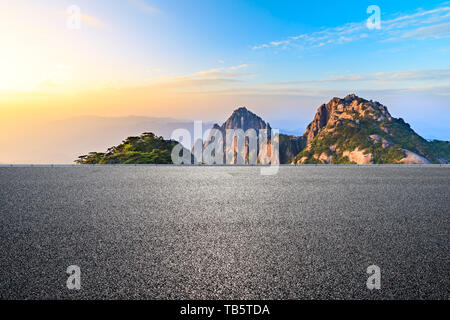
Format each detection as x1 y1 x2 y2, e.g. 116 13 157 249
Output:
232 106 250 114
303 94 393 145
76 95 449 165
220 106 271 131
344 93 358 101
202 106 277 164
294 94 449 165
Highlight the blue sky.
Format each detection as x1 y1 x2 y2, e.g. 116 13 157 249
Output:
82 0 450 81
1 0 450 140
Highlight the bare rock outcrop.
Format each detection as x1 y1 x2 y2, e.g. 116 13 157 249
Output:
400 150 431 164
294 94 442 164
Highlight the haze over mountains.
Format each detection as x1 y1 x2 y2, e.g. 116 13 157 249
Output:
201 94 449 164
75 94 450 165
0 116 213 164
0 95 447 165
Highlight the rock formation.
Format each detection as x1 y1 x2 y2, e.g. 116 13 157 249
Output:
294 94 448 164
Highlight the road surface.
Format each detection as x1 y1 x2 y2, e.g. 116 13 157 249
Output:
0 166 448 299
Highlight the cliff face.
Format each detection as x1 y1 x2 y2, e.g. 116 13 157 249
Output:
295 94 448 164
221 107 271 132
75 97 450 165
202 97 450 165
279 134 305 164
304 94 393 145
203 107 300 164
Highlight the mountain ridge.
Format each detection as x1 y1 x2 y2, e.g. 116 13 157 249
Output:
202 106 274 164
203 106 304 164
294 94 449 164
75 95 449 164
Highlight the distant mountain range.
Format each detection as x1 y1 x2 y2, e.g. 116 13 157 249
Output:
1 116 213 164
76 94 450 164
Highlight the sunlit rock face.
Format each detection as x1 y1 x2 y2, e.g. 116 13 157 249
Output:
294 94 446 164
303 94 393 146
199 96 449 165
202 107 277 164
400 150 431 164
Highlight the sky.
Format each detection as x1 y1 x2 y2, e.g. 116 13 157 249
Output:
0 0 449 162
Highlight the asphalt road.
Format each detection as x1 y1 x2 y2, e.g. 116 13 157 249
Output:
0 166 448 299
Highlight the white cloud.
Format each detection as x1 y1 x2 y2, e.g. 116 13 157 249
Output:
265 68 450 85
80 13 106 28
128 0 161 15
152 64 253 88
64 10 106 28
33 65 73 92
183 65 249 78
229 64 248 70
252 5 450 51
395 22 450 40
